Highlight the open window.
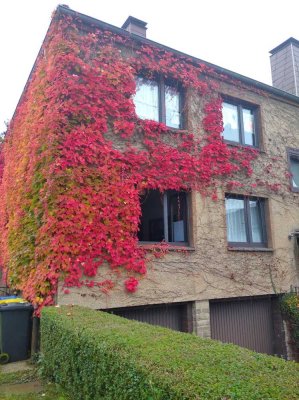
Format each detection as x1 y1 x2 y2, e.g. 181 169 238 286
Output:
138 190 189 244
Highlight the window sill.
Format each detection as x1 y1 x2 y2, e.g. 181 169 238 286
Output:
167 127 188 134
136 117 187 134
224 140 265 153
227 246 273 253
139 243 195 252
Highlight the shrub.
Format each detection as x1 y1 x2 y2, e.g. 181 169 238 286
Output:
280 292 299 349
41 305 299 400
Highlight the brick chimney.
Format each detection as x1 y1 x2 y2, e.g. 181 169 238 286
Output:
270 37 299 96
122 16 147 38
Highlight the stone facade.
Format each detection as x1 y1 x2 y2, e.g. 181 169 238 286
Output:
192 300 211 338
59 83 299 310
44 7 299 358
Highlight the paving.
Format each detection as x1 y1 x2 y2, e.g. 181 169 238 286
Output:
0 359 34 374
0 359 43 395
0 380 43 394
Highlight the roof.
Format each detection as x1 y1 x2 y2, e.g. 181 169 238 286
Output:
54 5 299 106
12 4 299 122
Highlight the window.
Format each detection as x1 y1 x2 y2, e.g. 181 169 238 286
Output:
288 148 299 192
134 77 182 129
225 194 267 247
138 190 188 244
222 100 258 147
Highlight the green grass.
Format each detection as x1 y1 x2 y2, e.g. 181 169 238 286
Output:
41 305 299 400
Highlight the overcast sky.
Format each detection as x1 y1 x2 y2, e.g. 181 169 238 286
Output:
1 0 299 133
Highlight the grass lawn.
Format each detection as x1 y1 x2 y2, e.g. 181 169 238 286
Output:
0 367 70 400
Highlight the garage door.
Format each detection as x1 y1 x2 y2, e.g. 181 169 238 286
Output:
107 303 191 332
210 297 274 355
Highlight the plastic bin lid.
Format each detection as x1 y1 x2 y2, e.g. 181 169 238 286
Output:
0 302 33 311
0 298 26 305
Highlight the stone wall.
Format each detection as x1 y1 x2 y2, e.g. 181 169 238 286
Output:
58 75 299 311
192 300 211 338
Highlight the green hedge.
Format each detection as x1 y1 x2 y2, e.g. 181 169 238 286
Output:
41 306 299 400
280 292 299 349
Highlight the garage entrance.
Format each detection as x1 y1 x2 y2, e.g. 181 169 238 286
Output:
210 296 286 356
107 302 192 332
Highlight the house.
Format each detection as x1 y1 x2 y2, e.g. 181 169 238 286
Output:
0 5 299 360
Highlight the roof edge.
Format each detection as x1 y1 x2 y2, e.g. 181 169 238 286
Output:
55 5 299 105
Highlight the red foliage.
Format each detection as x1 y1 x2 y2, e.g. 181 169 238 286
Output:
0 13 259 312
125 277 139 293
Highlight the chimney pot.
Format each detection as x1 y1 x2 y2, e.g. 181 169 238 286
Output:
122 16 147 38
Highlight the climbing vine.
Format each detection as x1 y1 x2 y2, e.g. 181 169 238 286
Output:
0 12 259 313
280 292 299 351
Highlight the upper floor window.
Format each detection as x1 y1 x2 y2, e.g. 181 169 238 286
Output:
138 189 188 244
134 77 182 129
222 100 258 147
288 148 299 192
225 194 267 247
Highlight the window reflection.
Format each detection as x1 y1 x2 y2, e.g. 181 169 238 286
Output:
225 198 246 242
290 157 299 188
243 108 255 146
249 200 263 243
222 100 258 147
134 78 159 121
222 103 239 142
225 195 266 246
165 85 180 129
133 77 182 128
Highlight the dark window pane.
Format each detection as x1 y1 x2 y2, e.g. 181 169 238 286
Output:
290 156 299 188
243 108 255 146
249 199 263 243
168 191 187 242
138 190 164 241
225 198 247 242
138 190 188 243
165 85 180 129
134 78 159 121
222 102 239 142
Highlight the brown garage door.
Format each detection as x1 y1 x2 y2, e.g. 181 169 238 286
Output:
210 297 274 355
107 303 191 332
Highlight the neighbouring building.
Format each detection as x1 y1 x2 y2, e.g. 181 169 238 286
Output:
0 5 299 360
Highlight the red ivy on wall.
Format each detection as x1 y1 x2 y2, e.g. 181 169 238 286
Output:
0 13 257 313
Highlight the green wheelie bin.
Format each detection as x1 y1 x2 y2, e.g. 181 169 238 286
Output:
0 302 33 364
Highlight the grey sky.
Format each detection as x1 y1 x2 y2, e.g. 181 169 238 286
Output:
1 0 298 133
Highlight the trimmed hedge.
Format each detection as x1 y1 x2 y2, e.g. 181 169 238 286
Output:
41 305 299 400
